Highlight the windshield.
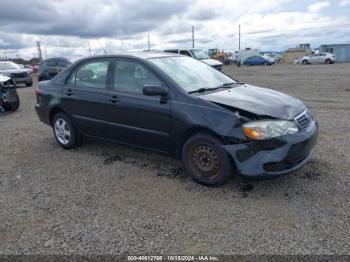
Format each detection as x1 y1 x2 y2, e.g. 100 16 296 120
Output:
190 49 209 60
149 56 236 93
0 61 21 70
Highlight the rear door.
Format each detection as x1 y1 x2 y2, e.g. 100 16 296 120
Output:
62 58 111 138
104 58 171 152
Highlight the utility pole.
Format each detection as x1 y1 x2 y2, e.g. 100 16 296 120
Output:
36 41 43 61
238 24 241 50
44 47 47 59
192 26 195 48
88 41 91 56
147 34 151 51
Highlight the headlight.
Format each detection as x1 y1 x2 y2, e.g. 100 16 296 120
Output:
242 120 299 140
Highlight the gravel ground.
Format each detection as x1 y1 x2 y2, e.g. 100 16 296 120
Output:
0 63 349 256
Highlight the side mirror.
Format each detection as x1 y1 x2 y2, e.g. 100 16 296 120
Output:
143 85 168 96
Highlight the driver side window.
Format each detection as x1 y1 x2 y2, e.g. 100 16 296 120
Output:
114 60 161 94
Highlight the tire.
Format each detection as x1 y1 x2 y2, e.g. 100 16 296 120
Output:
325 59 331 64
4 93 20 111
302 60 309 65
182 132 233 186
52 112 77 149
263 61 268 66
25 79 33 87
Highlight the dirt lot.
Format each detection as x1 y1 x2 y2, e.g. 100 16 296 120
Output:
0 63 349 255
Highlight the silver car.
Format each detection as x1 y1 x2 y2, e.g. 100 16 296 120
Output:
0 61 33 86
301 52 336 64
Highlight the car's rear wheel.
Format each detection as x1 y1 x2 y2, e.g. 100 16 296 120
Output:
302 60 309 65
52 113 77 149
3 93 20 111
182 132 232 186
25 79 33 87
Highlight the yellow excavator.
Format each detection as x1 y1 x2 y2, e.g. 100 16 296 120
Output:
208 49 234 65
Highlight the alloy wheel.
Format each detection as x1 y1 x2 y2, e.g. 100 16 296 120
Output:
54 118 71 145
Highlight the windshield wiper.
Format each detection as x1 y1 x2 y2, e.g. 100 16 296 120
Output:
188 87 219 94
218 82 245 88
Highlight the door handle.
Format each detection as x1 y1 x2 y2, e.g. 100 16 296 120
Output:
64 89 73 96
110 95 120 103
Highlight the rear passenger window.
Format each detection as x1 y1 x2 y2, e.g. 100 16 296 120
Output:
71 60 109 89
114 60 161 94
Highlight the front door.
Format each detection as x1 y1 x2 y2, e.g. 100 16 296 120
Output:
104 59 171 153
62 58 111 138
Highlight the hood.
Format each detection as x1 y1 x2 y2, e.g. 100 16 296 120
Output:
201 58 223 66
0 73 11 83
200 84 305 120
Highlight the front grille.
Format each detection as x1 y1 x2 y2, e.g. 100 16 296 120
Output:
295 109 311 129
12 72 28 78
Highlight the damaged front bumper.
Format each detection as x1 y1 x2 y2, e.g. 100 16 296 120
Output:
223 120 318 178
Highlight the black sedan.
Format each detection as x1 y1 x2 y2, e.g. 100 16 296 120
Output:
35 52 318 186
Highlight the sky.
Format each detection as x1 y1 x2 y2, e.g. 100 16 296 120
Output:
0 0 349 60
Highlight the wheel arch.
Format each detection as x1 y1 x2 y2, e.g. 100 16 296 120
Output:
49 107 70 125
176 126 225 160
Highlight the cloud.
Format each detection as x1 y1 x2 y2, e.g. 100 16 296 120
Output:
339 0 350 6
308 1 330 13
0 0 349 59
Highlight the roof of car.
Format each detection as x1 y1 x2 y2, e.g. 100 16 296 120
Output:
43 57 71 62
84 51 181 60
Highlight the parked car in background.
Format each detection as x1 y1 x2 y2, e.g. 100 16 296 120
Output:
164 49 223 71
243 55 274 66
0 61 33 86
0 73 20 112
233 49 259 63
38 57 71 81
35 52 318 186
301 52 336 64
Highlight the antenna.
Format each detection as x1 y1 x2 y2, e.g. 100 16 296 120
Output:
96 39 108 54
148 34 151 51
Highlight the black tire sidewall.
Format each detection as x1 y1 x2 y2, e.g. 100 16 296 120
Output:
9 93 20 111
182 133 232 186
52 113 76 149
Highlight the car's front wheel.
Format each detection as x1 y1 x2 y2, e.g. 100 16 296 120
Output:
325 59 332 64
52 113 77 149
182 132 233 186
302 60 309 65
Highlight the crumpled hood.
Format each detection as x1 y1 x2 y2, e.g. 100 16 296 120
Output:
201 58 223 66
200 84 306 120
